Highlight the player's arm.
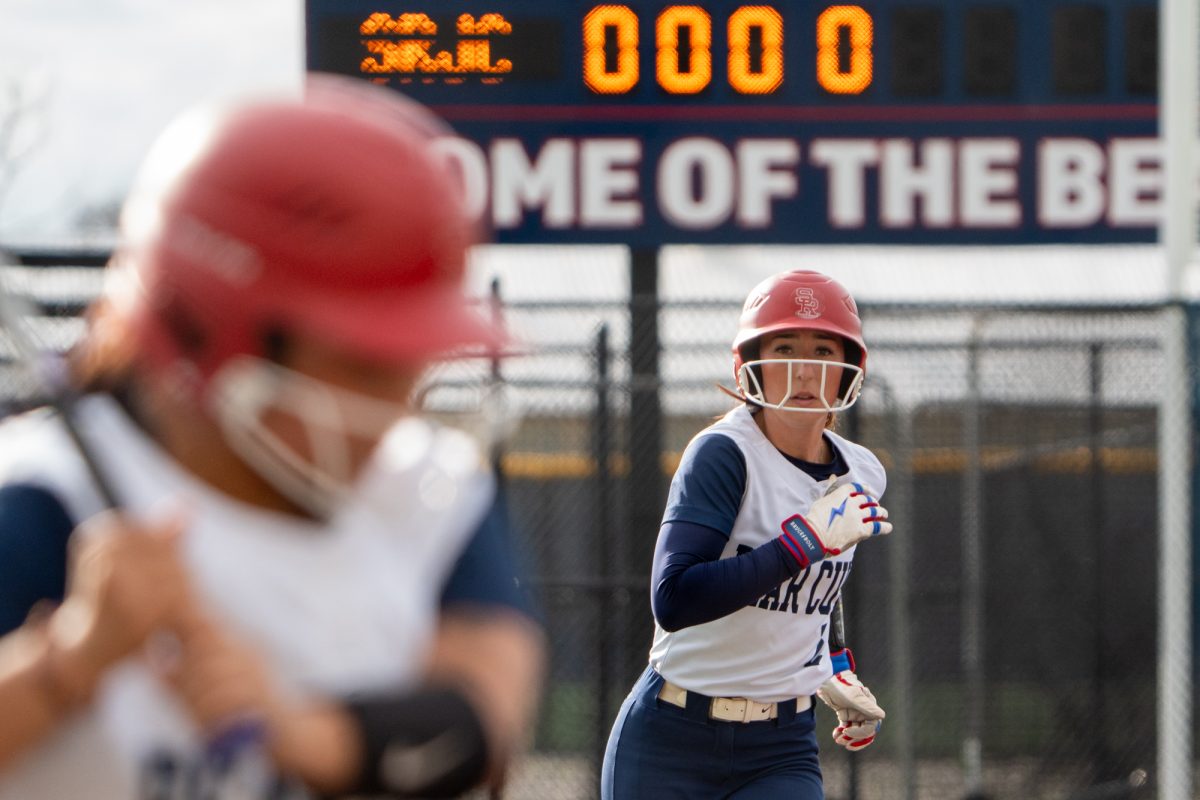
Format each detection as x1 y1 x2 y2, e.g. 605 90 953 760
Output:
654 488 891 630
653 520 800 630
307 497 544 797
425 494 546 790
652 434 808 631
279 615 542 798
0 483 77 769
0 485 192 769
423 605 545 790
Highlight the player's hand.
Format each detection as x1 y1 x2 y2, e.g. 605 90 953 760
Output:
49 509 192 684
816 670 885 752
780 482 890 567
159 610 279 738
159 610 363 793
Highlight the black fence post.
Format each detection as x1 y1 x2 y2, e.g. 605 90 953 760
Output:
490 276 506 483
593 322 613 789
625 247 662 686
842 402 861 800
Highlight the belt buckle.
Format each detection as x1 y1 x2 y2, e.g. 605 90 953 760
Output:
709 697 763 723
708 697 733 721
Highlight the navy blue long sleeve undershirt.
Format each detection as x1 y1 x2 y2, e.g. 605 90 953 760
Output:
651 430 846 632
652 520 798 632
0 484 72 635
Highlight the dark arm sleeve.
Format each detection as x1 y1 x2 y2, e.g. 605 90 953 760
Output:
0 483 74 635
651 434 801 632
652 520 799 632
439 492 537 620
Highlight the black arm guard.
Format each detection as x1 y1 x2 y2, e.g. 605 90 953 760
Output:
343 686 490 798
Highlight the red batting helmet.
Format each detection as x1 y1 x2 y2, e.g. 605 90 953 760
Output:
112 73 499 385
732 270 867 389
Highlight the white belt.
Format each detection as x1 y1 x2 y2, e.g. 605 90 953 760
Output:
658 680 812 723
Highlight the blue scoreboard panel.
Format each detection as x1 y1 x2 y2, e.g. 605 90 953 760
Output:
305 1 1160 245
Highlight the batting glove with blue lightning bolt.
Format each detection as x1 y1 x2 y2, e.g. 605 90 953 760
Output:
778 482 891 568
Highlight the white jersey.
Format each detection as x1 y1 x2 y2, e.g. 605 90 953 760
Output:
0 395 493 800
649 406 886 703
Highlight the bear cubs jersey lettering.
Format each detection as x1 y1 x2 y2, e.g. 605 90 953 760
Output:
649 406 886 703
0 396 494 800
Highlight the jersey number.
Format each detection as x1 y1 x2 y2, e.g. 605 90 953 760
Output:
804 623 827 667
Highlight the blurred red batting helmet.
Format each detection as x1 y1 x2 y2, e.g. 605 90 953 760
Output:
732 270 867 386
112 73 499 384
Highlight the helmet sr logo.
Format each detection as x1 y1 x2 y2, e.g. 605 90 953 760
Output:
793 288 823 320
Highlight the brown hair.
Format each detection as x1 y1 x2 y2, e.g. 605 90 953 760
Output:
68 297 139 395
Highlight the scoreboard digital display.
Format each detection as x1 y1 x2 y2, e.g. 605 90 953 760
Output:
306 1 1161 245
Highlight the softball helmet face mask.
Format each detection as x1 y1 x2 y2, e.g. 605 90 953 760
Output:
110 74 503 518
732 271 867 414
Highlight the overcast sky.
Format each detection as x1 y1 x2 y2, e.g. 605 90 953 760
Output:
0 0 304 245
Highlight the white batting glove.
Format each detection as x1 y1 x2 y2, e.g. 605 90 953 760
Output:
779 482 891 568
817 670 885 752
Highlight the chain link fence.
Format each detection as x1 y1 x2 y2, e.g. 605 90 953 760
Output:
0 251 1174 800
500 297 1167 800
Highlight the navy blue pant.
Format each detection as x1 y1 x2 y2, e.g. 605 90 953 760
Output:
601 666 823 799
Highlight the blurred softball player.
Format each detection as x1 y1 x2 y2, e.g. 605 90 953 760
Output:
0 75 543 799
602 270 891 799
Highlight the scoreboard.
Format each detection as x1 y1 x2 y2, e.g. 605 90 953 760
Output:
305 1 1161 245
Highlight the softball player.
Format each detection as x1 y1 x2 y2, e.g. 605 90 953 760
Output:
602 270 891 799
0 75 544 799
